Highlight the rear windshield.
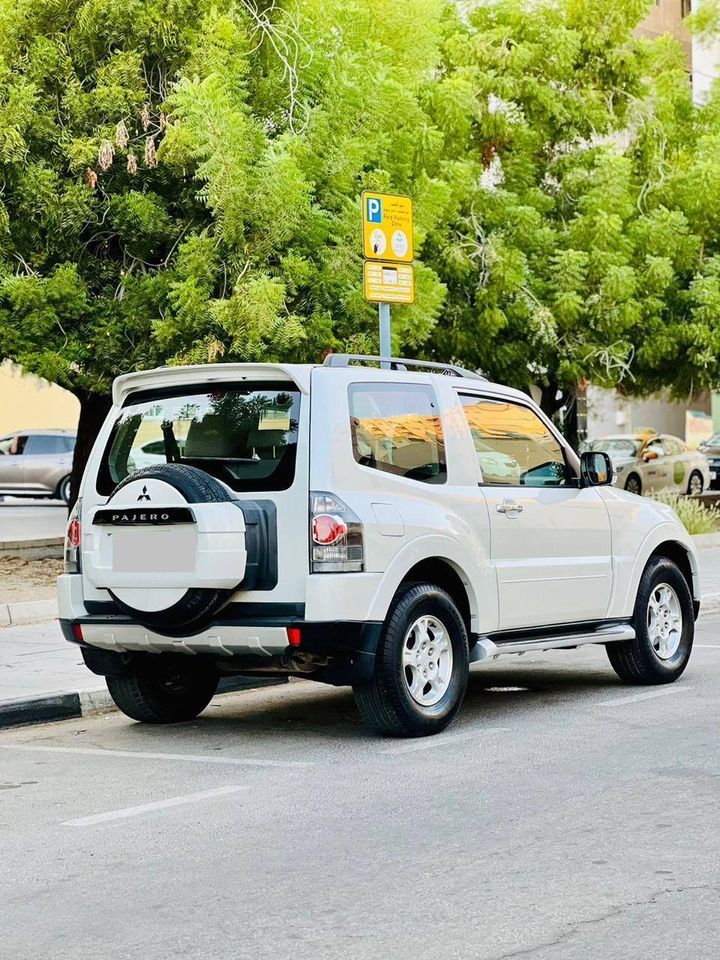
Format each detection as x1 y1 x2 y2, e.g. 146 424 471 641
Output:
98 382 301 495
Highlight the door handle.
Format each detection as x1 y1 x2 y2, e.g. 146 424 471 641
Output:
496 499 523 516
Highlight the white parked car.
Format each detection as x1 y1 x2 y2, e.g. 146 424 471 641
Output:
58 357 699 737
587 433 710 496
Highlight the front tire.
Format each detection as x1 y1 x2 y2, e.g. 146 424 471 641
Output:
606 557 693 685
57 475 71 504
353 583 469 737
106 658 219 723
624 473 642 496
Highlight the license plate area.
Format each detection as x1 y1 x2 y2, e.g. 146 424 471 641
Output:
112 527 196 573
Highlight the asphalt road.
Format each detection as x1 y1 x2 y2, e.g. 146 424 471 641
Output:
0 501 66 542
2 618 720 960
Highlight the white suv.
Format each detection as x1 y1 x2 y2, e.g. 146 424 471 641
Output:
58 356 699 737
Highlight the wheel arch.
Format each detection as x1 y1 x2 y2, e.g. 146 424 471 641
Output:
394 558 473 635
648 540 698 605
367 542 484 634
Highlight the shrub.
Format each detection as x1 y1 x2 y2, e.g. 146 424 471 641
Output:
650 492 720 535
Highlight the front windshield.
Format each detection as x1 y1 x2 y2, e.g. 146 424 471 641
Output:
588 438 641 458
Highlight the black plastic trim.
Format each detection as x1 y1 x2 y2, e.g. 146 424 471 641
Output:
93 507 196 525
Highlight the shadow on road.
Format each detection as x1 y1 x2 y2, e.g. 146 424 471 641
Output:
112 657 627 748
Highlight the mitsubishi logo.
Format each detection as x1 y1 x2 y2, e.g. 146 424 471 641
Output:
137 485 151 502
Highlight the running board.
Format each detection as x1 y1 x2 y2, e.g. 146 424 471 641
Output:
470 622 635 662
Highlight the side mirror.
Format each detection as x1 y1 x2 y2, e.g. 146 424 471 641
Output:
642 449 659 462
580 451 613 487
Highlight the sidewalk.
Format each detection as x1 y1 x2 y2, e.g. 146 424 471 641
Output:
3 543 720 729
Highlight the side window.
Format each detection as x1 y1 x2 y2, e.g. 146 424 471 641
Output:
24 435 68 455
662 437 683 456
645 438 664 458
349 382 446 484
0 435 28 456
459 394 570 487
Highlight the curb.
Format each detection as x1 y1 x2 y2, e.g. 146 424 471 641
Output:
0 675 288 730
0 599 57 627
0 537 63 560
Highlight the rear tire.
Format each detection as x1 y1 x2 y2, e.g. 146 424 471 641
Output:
687 470 703 496
606 557 693 685
353 583 469 738
106 658 219 723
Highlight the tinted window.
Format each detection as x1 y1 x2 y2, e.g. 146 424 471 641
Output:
98 383 300 494
349 383 446 484
460 395 569 487
25 435 72 455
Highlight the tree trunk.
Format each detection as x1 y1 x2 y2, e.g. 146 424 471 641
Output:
538 379 580 451
68 389 113 513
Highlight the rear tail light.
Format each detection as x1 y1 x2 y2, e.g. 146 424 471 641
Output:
310 492 364 573
64 499 82 573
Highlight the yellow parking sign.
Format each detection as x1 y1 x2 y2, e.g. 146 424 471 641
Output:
362 191 414 263
363 261 415 304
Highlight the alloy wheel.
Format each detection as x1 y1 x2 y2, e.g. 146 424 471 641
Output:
647 583 683 660
402 615 453 706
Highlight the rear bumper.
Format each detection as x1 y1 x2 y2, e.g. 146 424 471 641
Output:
60 615 382 685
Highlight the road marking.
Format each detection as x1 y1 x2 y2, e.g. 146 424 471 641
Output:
63 785 244 827
0 744 310 769
379 728 510 755
597 687 693 707
695 644 720 649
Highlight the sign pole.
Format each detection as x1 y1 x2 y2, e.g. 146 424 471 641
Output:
379 302 391 369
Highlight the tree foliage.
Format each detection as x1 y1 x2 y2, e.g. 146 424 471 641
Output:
3 0 720 462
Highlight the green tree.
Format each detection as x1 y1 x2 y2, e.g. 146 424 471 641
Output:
422 0 720 439
0 0 449 501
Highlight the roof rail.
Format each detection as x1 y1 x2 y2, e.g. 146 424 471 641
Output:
323 354 486 380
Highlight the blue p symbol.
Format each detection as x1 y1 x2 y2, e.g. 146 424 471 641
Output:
367 197 382 223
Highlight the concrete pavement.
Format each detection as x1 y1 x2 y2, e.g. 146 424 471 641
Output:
2 619 720 960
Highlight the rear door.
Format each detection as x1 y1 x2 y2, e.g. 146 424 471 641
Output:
22 434 71 494
458 393 613 630
660 436 687 491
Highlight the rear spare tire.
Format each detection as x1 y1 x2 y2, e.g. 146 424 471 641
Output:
89 464 251 634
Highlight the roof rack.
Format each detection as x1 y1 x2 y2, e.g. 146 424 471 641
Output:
323 354 486 381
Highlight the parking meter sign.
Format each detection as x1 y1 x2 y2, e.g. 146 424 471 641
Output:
363 260 415 304
362 191 413 262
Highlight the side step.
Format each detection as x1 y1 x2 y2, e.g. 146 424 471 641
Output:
470 622 635 663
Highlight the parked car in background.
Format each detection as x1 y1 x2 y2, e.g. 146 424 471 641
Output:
587 433 710 497
699 433 720 490
0 429 76 503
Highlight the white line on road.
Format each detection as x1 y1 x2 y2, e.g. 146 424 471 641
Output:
379 728 510 756
597 687 693 707
63 785 244 827
0 744 311 768
695 644 720 649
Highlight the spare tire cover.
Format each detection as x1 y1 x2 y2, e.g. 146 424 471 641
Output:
88 464 248 633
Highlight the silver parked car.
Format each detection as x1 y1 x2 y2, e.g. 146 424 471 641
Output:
587 433 710 496
0 429 76 503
